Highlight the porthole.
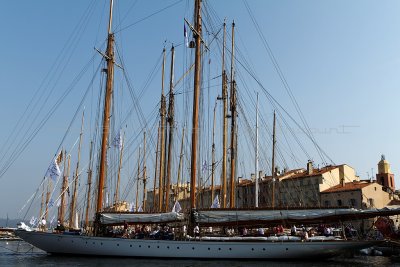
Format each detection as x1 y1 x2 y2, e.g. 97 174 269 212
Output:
148 245 151 248
177 247 180 249
157 246 160 248
251 248 254 251
208 248 210 250
117 244 119 247
130 245 132 247
218 248 221 251
139 245 142 248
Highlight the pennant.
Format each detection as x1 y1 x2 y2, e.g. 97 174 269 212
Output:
202 160 207 173
211 195 220 209
172 201 182 213
45 159 61 182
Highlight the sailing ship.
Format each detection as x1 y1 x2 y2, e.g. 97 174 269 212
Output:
15 0 396 259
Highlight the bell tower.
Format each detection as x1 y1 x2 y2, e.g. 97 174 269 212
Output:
376 154 395 192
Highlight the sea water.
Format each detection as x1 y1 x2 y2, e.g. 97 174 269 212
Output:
0 240 397 267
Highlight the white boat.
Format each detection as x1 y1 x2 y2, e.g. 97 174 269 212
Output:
15 0 389 259
15 229 378 259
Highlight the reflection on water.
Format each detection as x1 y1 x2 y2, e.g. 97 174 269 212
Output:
0 240 397 267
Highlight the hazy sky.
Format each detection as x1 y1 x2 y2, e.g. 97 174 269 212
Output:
1 0 400 220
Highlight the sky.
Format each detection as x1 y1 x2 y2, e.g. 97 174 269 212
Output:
1 0 400 220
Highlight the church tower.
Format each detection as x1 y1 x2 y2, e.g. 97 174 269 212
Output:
376 154 395 192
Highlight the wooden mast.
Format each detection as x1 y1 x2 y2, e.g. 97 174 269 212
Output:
59 154 70 224
96 0 114 214
135 146 141 212
211 102 217 203
176 127 185 202
165 45 175 212
85 142 93 229
190 0 202 209
271 111 276 208
39 183 44 222
153 125 160 211
142 131 147 211
44 179 51 229
221 21 228 208
158 48 167 212
113 131 125 205
58 150 68 223
69 111 84 229
229 21 236 208
255 93 259 208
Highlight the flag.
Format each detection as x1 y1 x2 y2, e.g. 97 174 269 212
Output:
48 198 54 208
184 24 189 47
56 198 61 207
29 216 36 226
129 202 135 212
50 215 56 225
45 159 61 182
138 205 143 212
211 195 220 209
112 129 123 150
172 201 182 213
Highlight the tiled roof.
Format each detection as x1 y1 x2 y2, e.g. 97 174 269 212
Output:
321 181 371 193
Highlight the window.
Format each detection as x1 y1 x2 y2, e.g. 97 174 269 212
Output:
369 198 375 207
349 198 356 207
337 199 342 206
324 200 330 207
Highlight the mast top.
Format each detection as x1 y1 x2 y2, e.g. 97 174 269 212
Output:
108 0 114 35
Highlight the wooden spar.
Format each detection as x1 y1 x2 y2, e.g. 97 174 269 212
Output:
85 142 93 229
59 154 70 224
58 149 68 223
165 45 175 212
271 111 276 208
69 111 84 229
176 127 185 202
142 131 147 211
45 179 51 229
158 48 166 212
113 131 125 205
39 183 44 221
135 146 141 212
229 21 236 208
211 101 217 203
190 0 202 209
96 0 115 213
255 93 259 208
153 125 160 211
221 21 228 208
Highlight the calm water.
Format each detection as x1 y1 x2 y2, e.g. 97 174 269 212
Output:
0 240 398 267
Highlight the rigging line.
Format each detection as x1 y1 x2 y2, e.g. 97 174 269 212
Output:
114 0 184 34
0 0 98 168
243 0 327 165
0 55 101 180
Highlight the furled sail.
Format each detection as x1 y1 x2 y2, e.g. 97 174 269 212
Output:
100 212 185 225
194 206 400 226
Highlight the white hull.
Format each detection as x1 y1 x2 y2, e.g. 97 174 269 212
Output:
16 230 377 259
